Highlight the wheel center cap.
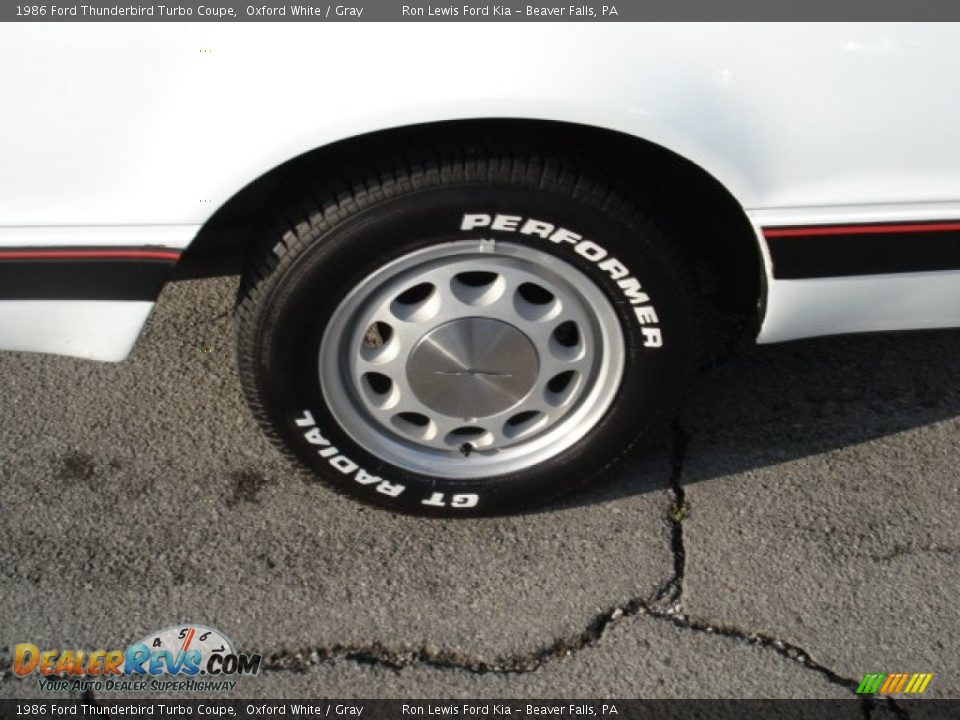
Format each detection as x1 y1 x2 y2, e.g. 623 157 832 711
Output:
407 318 539 418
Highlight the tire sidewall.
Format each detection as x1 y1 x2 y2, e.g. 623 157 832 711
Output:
251 182 693 515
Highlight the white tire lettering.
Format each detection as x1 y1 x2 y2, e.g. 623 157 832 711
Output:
460 212 664 347
355 468 380 485
490 214 522 231
420 492 479 509
597 257 629 280
451 494 479 508
519 219 555 238
376 481 404 497
634 305 659 324
329 455 357 474
304 427 329 445
574 240 607 262
296 410 405 497
642 327 663 348
461 213 491 230
294 410 316 427
617 277 650 305
549 228 581 246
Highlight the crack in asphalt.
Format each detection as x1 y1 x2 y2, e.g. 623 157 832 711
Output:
857 543 960 563
0 424 919 715
255 421 908 717
651 422 688 606
254 423 690 678
652 425 861 696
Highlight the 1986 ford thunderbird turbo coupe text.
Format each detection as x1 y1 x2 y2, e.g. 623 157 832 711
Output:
2 23 959 514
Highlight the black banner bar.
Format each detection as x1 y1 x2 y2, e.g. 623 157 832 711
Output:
1 700 958 720
4 1 960 22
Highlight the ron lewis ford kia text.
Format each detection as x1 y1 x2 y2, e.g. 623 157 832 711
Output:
2 23 959 515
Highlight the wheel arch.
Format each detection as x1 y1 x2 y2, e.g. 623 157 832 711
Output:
175 119 764 345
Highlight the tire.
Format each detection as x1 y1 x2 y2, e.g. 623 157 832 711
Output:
236 152 697 516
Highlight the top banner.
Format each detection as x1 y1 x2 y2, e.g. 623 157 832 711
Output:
4 0 960 22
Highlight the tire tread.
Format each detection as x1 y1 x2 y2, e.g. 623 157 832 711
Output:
235 143 700 514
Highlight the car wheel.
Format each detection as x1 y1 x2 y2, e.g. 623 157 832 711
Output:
236 152 697 515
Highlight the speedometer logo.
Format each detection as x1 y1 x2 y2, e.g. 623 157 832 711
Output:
130 624 258 676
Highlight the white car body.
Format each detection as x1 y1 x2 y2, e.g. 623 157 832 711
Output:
2 22 960 360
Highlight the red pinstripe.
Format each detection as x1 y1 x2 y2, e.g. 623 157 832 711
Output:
764 222 960 238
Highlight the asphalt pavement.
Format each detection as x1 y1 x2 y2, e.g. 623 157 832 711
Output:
1 276 958 702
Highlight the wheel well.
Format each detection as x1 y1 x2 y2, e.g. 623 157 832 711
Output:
176 119 763 343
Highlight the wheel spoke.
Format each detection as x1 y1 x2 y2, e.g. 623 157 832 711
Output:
318 241 625 478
